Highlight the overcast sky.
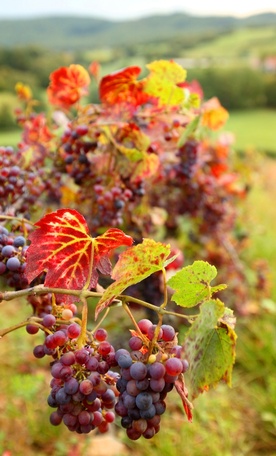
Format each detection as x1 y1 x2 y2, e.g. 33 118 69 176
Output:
1 0 276 20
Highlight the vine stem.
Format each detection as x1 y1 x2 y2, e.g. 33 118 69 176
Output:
0 285 197 325
122 301 148 343
0 317 45 338
78 295 88 348
0 214 35 227
91 307 110 336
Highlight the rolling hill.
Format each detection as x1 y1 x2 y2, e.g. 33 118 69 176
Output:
0 12 275 51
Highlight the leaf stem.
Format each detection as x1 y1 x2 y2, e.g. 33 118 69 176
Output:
122 301 147 342
160 268 168 309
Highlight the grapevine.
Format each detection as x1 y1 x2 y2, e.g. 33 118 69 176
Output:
0 58 256 442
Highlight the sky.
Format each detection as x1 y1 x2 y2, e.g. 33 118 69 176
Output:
1 0 276 20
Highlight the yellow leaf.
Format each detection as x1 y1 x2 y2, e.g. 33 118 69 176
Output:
144 60 187 106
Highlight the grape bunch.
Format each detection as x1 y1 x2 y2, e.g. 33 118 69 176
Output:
32 323 119 434
115 319 189 440
175 139 199 179
0 146 62 217
0 226 29 289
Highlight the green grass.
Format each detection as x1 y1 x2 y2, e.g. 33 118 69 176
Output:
226 109 276 153
0 129 21 147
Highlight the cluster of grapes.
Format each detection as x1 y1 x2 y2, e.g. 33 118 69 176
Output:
33 323 118 434
0 226 28 289
0 146 62 217
26 307 188 439
92 183 134 229
59 123 98 186
175 140 199 179
115 319 188 440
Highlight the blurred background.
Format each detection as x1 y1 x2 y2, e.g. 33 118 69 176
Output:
0 1 275 455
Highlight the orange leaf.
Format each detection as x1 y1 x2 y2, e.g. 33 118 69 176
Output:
25 209 133 302
15 82 32 101
47 64 90 109
99 66 151 107
201 97 229 130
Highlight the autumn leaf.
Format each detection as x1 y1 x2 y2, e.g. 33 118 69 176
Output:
167 261 227 307
15 82 32 101
95 239 173 318
25 209 133 302
89 61 101 82
47 64 91 109
174 376 193 422
131 152 160 182
99 66 151 107
144 60 187 106
115 126 151 162
201 97 229 130
183 300 237 399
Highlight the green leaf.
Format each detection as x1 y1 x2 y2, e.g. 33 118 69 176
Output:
95 239 171 319
177 114 201 147
183 299 237 399
167 260 226 308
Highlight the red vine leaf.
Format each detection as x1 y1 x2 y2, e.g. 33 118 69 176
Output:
95 239 172 319
25 209 133 302
99 66 151 106
47 64 90 109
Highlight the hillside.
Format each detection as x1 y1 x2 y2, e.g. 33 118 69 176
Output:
0 12 275 50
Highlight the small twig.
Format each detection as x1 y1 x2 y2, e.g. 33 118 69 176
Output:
91 307 110 335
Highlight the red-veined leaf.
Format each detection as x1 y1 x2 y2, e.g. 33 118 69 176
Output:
99 66 151 106
25 208 133 302
95 239 172 318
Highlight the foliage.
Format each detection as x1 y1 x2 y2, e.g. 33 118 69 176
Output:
0 57 267 444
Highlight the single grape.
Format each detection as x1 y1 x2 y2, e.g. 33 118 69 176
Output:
161 324 175 341
135 392 153 411
42 314 56 328
67 323 81 339
13 236 26 247
5 256 21 272
129 362 147 381
165 357 183 376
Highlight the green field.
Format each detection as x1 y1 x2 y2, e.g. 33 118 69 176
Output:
226 109 276 153
183 26 276 60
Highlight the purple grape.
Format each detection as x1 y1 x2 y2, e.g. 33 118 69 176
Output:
1 245 15 257
0 262 6 274
13 236 26 247
129 362 147 381
6 256 21 272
